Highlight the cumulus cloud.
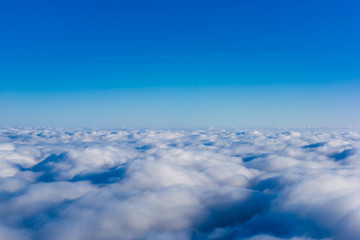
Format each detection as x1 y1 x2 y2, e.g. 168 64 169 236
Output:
0 127 359 239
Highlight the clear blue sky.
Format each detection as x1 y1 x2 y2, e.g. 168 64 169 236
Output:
1 0 359 128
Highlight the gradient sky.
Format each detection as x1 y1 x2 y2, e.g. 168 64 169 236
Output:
1 0 359 128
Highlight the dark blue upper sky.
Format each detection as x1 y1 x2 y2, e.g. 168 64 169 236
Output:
0 0 359 127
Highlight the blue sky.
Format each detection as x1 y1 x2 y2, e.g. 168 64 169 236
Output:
1 0 359 127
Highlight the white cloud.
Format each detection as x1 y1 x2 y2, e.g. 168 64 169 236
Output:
0 127 359 239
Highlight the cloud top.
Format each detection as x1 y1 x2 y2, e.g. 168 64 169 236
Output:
0 128 359 239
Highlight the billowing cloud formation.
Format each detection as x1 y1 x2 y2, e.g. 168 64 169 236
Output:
0 128 359 240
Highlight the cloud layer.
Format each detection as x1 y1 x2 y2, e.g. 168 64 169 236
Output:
0 128 359 240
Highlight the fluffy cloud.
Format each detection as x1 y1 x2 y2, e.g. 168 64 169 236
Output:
0 128 359 239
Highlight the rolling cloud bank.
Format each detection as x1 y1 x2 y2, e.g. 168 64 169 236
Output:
0 128 359 240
